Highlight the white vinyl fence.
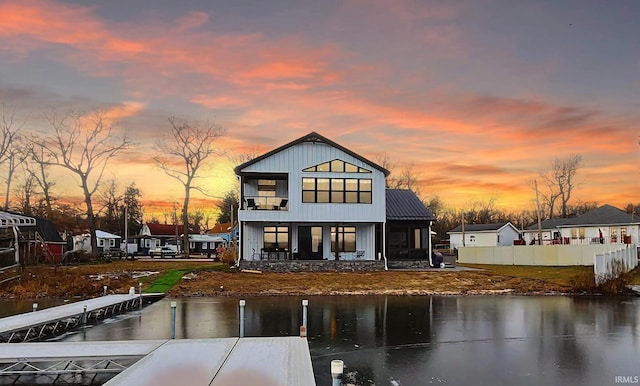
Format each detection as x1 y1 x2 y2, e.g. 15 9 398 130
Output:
593 246 638 286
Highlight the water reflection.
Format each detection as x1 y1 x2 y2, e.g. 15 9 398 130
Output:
3 295 636 386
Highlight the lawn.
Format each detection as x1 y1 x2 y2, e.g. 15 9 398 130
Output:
459 264 594 286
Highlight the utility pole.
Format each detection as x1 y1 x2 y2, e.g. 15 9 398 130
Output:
534 179 543 245
124 204 128 254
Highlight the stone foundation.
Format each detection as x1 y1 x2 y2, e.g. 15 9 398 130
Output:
239 259 385 272
386 260 433 270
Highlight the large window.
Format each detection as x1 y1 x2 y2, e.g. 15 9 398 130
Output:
331 226 356 252
264 226 289 250
302 178 372 204
303 159 371 173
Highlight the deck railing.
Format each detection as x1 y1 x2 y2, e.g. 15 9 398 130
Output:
243 196 288 211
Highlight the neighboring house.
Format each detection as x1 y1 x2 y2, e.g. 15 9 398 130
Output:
138 223 185 254
0 211 65 263
448 222 520 249
72 230 121 254
235 132 390 262
386 189 436 261
522 218 573 245
207 222 238 243
188 234 227 255
33 217 66 262
557 205 639 245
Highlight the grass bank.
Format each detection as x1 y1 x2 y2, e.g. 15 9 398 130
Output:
1 260 638 299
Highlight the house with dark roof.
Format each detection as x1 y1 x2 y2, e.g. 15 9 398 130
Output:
234 132 436 270
0 211 65 263
526 205 640 245
448 222 520 249
522 218 573 245
206 222 238 242
138 223 186 254
386 189 436 262
235 132 389 264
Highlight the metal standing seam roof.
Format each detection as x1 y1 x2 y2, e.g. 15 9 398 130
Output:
385 189 436 221
234 131 390 177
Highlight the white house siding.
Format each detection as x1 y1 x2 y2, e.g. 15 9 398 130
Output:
497 226 520 246
238 141 386 224
558 225 640 245
450 227 519 248
450 232 496 249
522 230 556 245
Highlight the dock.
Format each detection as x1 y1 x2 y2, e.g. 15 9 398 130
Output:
0 337 316 385
0 293 163 343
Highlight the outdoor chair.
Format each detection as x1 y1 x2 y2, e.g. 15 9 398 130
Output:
273 199 288 210
247 198 258 210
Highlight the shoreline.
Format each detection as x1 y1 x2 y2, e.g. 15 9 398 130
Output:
0 260 637 300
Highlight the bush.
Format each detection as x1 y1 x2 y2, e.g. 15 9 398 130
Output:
219 245 238 266
570 260 634 296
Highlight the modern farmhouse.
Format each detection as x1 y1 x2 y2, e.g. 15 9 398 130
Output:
234 132 435 271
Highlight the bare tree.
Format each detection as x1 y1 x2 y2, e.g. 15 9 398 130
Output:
2 136 27 210
97 179 124 234
539 154 582 218
154 116 226 255
27 141 58 215
0 105 27 210
32 111 132 256
14 166 37 215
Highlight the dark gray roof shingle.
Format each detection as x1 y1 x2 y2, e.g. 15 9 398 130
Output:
561 204 638 226
524 205 639 230
385 189 436 221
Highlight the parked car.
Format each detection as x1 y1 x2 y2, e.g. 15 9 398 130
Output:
149 245 178 258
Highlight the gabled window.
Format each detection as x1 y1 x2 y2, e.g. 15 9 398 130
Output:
303 159 371 173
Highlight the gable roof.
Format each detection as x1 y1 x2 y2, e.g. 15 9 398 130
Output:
35 217 64 243
560 204 639 227
145 223 185 236
385 189 436 221
523 205 640 230
524 218 573 231
449 222 518 233
207 222 237 234
234 132 390 177
96 230 121 239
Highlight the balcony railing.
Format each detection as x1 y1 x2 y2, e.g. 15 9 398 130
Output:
243 196 289 211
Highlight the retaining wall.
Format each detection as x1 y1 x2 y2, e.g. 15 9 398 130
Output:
239 260 385 272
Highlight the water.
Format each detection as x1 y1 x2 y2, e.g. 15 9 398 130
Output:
3 295 640 385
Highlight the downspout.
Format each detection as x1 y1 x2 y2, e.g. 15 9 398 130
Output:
237 175 243 267
382 221 388 271
428 220 433 267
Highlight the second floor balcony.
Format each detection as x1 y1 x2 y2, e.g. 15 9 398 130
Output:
243 195 289 211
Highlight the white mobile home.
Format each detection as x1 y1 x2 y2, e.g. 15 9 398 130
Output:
448 222 520 249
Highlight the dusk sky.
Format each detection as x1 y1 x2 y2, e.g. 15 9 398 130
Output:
1 0 639 218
